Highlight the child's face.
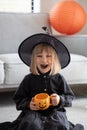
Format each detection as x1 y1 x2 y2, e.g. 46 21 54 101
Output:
35 50 52 74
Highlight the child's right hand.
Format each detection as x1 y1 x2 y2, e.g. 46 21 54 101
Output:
29 98 40 110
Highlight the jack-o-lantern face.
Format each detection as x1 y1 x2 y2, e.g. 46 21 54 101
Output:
38 101 47 109
34 93 50 110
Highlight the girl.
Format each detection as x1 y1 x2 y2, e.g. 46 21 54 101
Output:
0 33 84 130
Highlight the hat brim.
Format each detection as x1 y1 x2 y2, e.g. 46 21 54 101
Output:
18 33 70 69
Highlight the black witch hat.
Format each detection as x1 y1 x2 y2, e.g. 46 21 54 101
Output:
18 27 70 69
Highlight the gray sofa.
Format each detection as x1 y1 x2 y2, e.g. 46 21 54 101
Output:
0 12 87 92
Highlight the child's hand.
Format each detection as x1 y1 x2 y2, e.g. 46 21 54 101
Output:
50 93 60 106
29 98 40 110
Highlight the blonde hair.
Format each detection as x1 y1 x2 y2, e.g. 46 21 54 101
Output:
30 43 61 75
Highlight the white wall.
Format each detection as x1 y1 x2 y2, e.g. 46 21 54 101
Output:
0 13 51 54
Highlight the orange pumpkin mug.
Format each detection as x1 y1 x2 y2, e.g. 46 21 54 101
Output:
34 93 51 110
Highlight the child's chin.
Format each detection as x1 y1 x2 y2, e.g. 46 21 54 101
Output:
41 70 49 74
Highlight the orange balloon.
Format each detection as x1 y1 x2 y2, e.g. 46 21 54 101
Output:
49 0 86 35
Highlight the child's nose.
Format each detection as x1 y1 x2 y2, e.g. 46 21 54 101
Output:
42 56 47 62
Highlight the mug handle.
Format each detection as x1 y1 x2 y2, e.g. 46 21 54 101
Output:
49 96 52 106
50 94 58 106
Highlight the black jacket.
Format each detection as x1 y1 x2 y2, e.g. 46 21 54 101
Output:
13 73 74 116
0 73 84 130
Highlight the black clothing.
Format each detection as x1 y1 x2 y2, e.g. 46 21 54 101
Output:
0 73 84 130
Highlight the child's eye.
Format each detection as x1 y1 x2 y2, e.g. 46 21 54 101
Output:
47 55 52 57
37 55 42 57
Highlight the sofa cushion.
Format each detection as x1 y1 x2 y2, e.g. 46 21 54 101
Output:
0 54 29 84
0 60 4 84
60 54 87 84
0 53 87 85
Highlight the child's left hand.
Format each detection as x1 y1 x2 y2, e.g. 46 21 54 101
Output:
50 93 60 106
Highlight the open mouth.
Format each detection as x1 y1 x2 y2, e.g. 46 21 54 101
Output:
39 105 46 109
40 64 48 69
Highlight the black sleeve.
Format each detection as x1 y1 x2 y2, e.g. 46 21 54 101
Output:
13 75 31 111
58 74 74 108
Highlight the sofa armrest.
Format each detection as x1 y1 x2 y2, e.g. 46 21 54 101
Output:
60 53 87 84
0 53 29 85
0 60 4 84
